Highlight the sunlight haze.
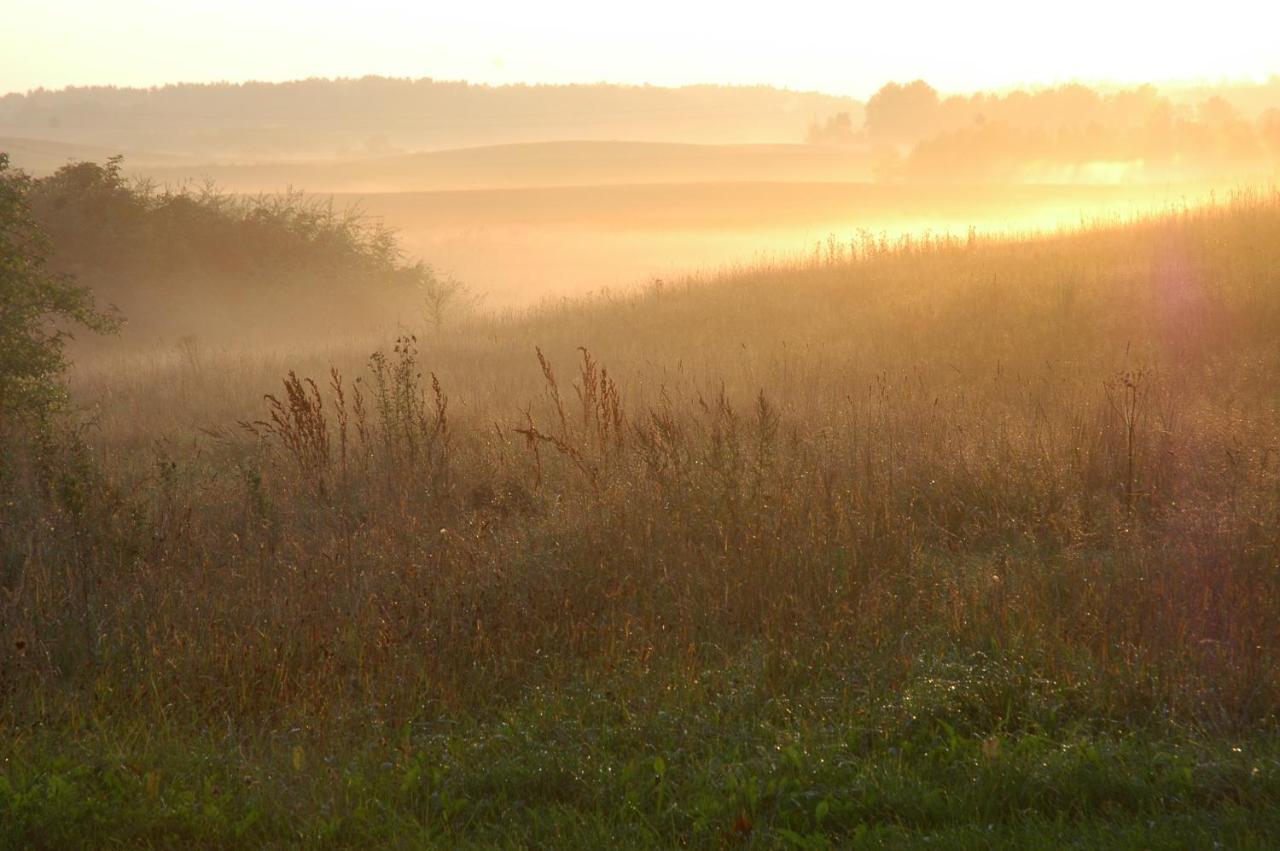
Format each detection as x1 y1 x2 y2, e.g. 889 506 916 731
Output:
7 0 1279 95
7 0 1280 844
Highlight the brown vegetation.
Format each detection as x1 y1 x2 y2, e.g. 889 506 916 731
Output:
7 192 1279 734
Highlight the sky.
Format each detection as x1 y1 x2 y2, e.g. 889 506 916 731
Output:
5 0 1280 98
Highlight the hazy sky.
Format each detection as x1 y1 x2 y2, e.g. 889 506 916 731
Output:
6 0 1279 97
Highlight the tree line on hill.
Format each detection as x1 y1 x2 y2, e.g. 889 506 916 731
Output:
808 79 1280 181
0 78 862 160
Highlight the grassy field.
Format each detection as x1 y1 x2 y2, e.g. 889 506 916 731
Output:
343 179 1232 306
4 192 1280 847
133 141 878 192
14 137 1237 311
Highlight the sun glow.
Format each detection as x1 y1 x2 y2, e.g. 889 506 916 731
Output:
5 0 1279 96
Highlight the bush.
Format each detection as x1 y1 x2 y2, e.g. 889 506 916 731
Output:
26 158 432 293
20 156 467 339
0 153 117 425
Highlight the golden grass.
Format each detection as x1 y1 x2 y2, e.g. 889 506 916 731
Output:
6 191 1280 737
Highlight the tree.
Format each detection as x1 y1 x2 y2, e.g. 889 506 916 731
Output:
416 265 475 330
805 112 860 147
0 153 118 423
864 80 941 145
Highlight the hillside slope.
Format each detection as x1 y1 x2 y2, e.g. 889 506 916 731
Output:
0 78 863 160
0 135 177 172
132 140 876 192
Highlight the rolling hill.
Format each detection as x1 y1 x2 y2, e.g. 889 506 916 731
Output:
123 140 875 192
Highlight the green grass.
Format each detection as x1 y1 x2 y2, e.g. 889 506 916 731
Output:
6 659 1280 848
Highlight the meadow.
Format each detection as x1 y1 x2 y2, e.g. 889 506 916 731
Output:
345 178 1229 305
2 184 1279 846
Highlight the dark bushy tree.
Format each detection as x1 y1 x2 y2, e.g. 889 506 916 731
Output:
0 153 118 423
25 159 434 296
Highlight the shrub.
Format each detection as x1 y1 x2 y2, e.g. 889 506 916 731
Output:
0 153 118 425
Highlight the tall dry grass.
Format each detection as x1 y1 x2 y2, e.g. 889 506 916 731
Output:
4 192 1280 737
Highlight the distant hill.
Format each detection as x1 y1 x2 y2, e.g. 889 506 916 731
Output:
336 180 1221 232
128 141 876 192
0 78 864 162
0 136 177 172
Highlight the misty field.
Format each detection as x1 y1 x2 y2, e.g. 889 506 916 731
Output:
344 177 1225 307
5 192 1280 847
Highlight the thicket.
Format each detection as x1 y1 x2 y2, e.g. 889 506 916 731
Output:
17 156 460 340
0 153 117 421
31 156 426 287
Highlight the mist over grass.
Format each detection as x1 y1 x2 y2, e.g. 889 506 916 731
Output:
4 187 1280 845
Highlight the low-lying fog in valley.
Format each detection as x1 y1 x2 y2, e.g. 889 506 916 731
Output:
6 77 1277 330
343 177 1230 306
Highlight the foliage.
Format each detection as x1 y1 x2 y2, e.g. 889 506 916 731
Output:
836 79 1280 181
4 682 1280 847
16 156 470 339
0 152 117 423
417 270 476 329
26 157 427 294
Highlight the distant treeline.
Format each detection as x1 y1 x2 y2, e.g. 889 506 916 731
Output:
0 78 863 161
22 157 430 339
807 79 1280 181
